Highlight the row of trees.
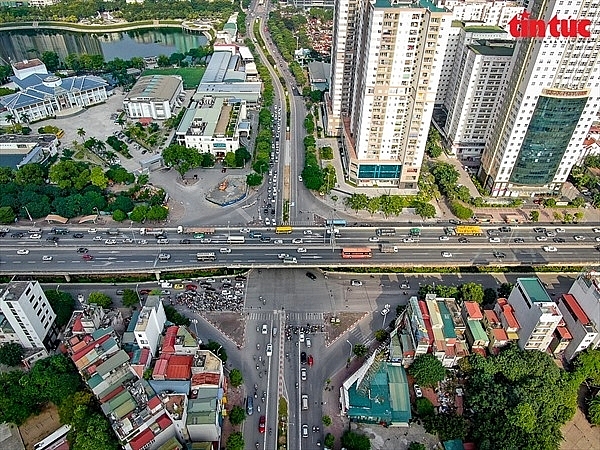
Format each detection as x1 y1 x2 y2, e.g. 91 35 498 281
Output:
417 281 513 305
0 157 167 224
343 192 436 219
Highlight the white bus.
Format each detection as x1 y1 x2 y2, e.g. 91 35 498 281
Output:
227 236 246 244
196 252 217 261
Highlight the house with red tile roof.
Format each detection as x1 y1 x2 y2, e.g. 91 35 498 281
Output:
556 293 598 361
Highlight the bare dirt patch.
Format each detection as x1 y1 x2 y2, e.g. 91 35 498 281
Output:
19 404 61 450
324 311 368 346
201 311 246 348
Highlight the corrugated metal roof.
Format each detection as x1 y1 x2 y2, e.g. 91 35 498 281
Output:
561 294 591 325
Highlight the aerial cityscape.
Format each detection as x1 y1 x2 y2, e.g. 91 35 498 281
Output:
0 0 599 449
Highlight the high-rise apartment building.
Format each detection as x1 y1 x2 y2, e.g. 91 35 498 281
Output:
0 281 58 350
328 0 452 191
478 0 600 196
441 28 514 169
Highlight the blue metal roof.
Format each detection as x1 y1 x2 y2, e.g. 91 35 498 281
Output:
1 73 107 110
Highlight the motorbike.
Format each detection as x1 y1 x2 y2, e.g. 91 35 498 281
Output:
256 364 260 371
257 405 261 413
257 343 260 350
269 428 272 436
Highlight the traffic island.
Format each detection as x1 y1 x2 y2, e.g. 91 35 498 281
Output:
205 175 247 206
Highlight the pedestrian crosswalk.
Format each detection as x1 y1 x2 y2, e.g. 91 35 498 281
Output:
346 326 372 346
246 311 324 322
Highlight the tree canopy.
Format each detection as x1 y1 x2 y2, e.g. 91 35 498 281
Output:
0 342 24 366
44 289 76 328
409 354 446 387
162 144 202 178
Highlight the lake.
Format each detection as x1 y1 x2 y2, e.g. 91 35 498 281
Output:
0 28 208 63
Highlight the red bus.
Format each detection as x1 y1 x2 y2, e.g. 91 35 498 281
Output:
341 247 373 259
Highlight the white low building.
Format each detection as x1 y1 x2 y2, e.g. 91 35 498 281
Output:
123 75 184 121
175 97 248 158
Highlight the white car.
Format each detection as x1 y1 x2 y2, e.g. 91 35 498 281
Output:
555 228 565 233
93 236 102 241
441 251 452 258
593 228 600 233
543 246 558 252
573 235 585 241
414 384 423 398
403 238 415 243
240 228 251 233
262 324 268 335
29 233 42 239
273 239 283 244
351 279 363 286
42 255 53 261
219 248 232 254
298 175 303 182
105 239 117 245
266 344 273 357
439 235 450 241
303 230 312 235
301 367 307 381
297 247 307 253
139 239 148 245
265 218 271 226
299 332 305 343
292 238 303 244
87 228 97 233
306 337 312 348
489 237 501 243
535 235 548 242
17 249 30 255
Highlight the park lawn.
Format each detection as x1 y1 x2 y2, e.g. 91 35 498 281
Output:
141 67 205 89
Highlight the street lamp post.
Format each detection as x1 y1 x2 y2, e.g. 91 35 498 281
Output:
346 340 353 359
190 319 199 341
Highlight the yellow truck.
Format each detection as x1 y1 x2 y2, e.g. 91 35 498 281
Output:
455 225 483 236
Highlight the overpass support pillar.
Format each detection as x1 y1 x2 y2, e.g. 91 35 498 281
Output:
155 272 161 281
64 274 71 282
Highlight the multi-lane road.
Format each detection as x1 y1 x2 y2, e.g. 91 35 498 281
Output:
1 225 599 274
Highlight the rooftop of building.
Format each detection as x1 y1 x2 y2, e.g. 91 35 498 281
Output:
462 24 506 33
561 293 592 325
0 134 58 147
0 280 32 300
125 75 182 101
12 58 45 70
518 278 552 303
470 41 514 57
373 0 446 12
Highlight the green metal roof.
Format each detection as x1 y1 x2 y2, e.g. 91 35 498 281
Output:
373 0 445 12
518 278 552 303
463 25 505 33
438 301 457 339
467 320 488 343
347 363 411 425
470 44 514 57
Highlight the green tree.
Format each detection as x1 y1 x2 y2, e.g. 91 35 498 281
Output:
345 193 369 212
588 396 600 425
408 443 427 450
77 127 86 142
41 51 60 71
235 147 251 166
572 349 600 386
112 209 127 222
322 415 332 426
226 431 244 450
324 433 335 448
0 342 23 366
229 368 243 387
164 305 191 326
530 210 540 222
90 166 108 189
498 282 514 298
87 292 112 308
353 343 368 358
415 201 436 219
341 430 371 450
121 289 139 308
459 282 484 303
44 290 76 328
409 354 446 387
483 287 497 306
0 206 16 224
450 201 473 220
200 152 216 167
0 371 37 425
0 166 14 184
203 340 228 362
224 151 237 167
130 205 149 222
424 413 468 441
246 172 263 187
415 397 435 417
146 205 168 221
49 160 90 189
229 405 245 425
162 144 202 178
544 198 557 208
374 329 389 342
110 195 135 213
15 163 46 185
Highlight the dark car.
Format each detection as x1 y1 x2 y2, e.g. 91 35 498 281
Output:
305 272 317 281
553 237 565 243
11 232 24 238
73 233 84 238
514 237 525 243
499 226 512 233
449 219 461 225
308 355 314 366
180 239 191 244
301 352 307 365
82 254 94 261
259 416 266 433
493 252 506 259
260 236 272 243
458 237 470 244
186 284 198 291
116 289 125 295
46 236 59 242
77 247 88 253
139 289 151 295
533 227 547 233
